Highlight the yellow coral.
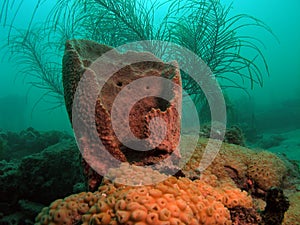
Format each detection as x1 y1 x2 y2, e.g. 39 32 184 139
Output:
181 137 287 191
247 151 286 190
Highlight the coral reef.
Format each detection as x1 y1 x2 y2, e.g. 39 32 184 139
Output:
0 132 292 224
35 163 254 225
246 151 287 191
230 206 261 225
34 138 294 224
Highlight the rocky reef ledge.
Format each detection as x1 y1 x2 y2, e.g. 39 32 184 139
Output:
0 129 299 224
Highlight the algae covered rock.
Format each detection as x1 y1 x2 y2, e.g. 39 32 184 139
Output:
0 128 72 161
18 139 84 204
0 135 84 223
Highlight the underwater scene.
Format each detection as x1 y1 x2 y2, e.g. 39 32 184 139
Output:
0 0 299 224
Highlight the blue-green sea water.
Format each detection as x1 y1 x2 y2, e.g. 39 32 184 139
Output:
0 0 300 132
1 0 299 156
0 0 299 224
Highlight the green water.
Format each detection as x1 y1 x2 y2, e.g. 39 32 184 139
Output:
0 0 299 157
0 0 300 130
0 0 300 151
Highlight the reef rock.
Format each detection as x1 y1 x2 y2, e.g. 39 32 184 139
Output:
261 187 289 225
0 137 84 223
283 192 300 225
0 128 71 161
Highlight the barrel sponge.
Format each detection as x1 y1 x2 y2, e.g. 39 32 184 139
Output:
247 151 287 190
282 192 300 225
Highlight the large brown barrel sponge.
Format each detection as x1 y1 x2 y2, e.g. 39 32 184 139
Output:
62 39 182 172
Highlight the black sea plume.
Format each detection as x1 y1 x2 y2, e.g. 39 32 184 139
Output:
1 0 275 109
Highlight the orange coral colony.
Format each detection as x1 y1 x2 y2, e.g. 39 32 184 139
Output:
35 163 254 225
